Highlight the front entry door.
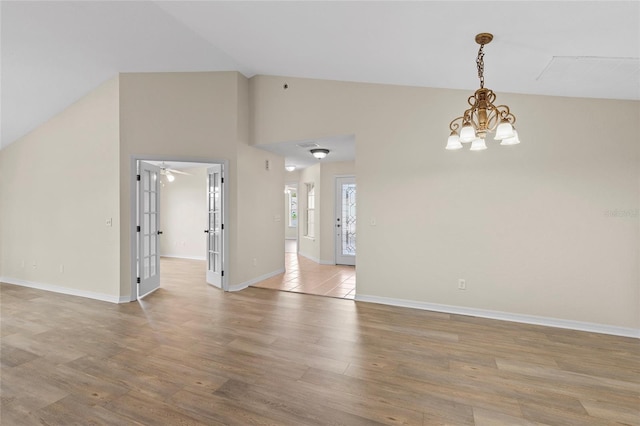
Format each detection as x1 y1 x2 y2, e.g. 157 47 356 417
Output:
138 161 161 297
335 176 356 266
206 165 225 289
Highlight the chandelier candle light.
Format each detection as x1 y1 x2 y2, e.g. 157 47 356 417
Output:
446 33 521 151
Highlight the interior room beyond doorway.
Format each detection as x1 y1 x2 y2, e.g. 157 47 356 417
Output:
252 239 356 299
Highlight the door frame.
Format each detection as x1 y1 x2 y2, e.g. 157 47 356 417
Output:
129 156 229 302
334 174 356 266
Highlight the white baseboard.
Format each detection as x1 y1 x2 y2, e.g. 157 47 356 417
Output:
298 251 335 266
355 294 640 339
160 255 206 261
298 251 320 263
0 276 126 304
228 268 286 292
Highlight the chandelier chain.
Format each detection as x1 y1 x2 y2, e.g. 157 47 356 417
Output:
476 44 485 89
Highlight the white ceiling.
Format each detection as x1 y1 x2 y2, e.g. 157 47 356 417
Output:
258 134 356 170
2 1 639 162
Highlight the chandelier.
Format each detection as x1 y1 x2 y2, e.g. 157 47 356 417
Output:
446 33 521 151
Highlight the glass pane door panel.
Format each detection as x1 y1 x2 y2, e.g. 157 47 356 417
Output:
341 183 356 256
150 256 156 277
143 257 150 279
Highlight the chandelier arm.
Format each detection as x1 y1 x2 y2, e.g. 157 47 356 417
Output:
463 108 476 128
486 90 496 105
449 117 464 132
485 108 502 132
494 105 517 124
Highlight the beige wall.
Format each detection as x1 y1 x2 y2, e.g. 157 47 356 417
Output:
1 71 285 302
120 71 284 295
0 77 121 299
235 73 285 285
235 143 285 283
2 70 637 332
119 72 239 296
159 166 208 260
250 75 640 330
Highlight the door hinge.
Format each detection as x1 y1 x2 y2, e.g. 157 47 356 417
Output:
136 225 140 232
221 177 224 183
136 174 141 181
221 224 224 230
136 277 140 284
221 271 224 277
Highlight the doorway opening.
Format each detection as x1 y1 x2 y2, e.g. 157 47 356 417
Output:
130 158 228 301
285 183 298 254
252 177 356 300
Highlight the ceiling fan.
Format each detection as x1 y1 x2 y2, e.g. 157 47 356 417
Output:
159 162 191 182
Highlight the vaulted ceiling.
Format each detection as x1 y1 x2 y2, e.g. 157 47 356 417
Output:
2 1 638 150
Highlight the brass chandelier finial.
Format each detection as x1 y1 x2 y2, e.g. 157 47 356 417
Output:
446 33 521 151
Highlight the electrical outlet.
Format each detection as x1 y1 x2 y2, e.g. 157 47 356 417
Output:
59 264 64 273
458 279 466 290
106 218 112 227
32 261 37 269
252 258 257 267
20 260 25 268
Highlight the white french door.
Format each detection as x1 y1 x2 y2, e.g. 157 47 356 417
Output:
335 176 356 266
138 161 162 297
206 165 225 289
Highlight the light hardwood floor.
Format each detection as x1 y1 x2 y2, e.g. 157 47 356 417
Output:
1 257 638 425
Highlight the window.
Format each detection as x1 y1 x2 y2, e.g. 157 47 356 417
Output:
305 183 315 238
288 190 298 227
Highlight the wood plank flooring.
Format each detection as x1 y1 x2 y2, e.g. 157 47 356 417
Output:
1 257 639 425
251 252 356 299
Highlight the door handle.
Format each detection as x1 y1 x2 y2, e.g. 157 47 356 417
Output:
157 231 163 235
204 230 209 233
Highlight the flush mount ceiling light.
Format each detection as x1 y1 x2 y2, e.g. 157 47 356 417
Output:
446 33 522 151
285 165 296 172
310 148 330 159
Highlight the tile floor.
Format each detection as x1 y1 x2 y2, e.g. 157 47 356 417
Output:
251 240 356 299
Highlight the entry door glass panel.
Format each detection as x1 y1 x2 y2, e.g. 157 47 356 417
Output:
341 183 357 256
336 176 356 266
